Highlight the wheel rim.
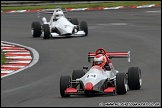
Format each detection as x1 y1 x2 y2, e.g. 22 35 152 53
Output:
139 78 142 86
31 29 33 35
139 71 142 86
124 78 128 91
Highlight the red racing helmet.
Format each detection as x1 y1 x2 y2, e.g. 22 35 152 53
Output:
93 54 106 68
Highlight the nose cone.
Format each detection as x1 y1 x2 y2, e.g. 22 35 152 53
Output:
65 26 73 33
61 25 73 35
84 82 93 91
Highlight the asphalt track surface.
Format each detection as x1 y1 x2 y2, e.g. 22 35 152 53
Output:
1 7 161 107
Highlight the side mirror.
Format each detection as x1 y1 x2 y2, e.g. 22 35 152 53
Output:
83 66 88 70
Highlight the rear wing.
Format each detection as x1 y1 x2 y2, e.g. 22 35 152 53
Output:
88 51 130 63
37 8 67 17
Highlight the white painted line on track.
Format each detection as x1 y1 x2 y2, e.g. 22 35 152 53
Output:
5 52 30 54
2 49 29 52
1 65 26 68
146 10 161 13
1 70 14 73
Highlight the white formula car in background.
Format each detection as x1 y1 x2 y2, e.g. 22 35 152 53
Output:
31 7 88 39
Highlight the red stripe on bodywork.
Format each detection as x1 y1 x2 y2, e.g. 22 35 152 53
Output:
84 82 93 91
91 65 102 70
65 87 77 93
104 87 115 93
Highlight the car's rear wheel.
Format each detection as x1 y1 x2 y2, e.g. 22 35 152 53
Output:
128 67 142 90
60 75 71 97
31 21 41 37
43 24 50 39
80 21 88 36
116 73 127 95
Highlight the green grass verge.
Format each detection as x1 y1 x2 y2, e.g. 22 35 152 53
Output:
1 50 7 65
1 1 161 11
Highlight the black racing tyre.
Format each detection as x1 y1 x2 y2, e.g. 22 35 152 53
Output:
69 18 79 25
72 70 85 89
128 67 142 90
116 73 127 95
80 21 88 36
60 75 71 97
31 22 41 37
43 24 50 39
72 70 85 80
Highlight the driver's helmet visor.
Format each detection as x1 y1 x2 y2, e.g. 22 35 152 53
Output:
94 61 103 65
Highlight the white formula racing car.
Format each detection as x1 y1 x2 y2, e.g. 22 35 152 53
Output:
60 48 142 97
31 7 88 39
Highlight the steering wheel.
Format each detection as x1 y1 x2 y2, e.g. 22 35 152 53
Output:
95 48 106 55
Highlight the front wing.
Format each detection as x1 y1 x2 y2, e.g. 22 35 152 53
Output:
49 31 86 37
64 87 116 95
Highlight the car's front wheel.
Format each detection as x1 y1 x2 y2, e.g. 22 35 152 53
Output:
72 70 85 89
43 24 50 39
80 21 88 36
60 75 71 97
116 73 127 95
31 21 41 37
